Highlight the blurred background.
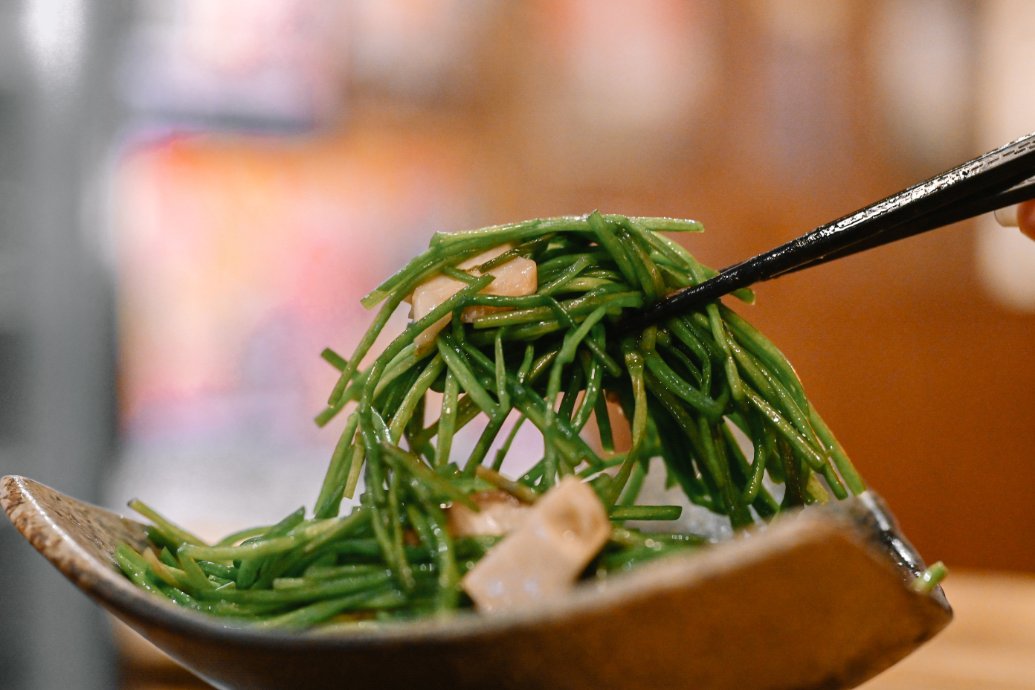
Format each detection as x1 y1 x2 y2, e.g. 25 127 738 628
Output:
1 1 1034 688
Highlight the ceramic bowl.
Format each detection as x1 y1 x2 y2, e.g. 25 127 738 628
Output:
1 475 950 690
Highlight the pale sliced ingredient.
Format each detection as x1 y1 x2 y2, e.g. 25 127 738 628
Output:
461 476 611 613
410 245 537 353
447 490 530 538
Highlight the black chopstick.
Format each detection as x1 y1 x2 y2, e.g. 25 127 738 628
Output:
620 132 1035 332
771 178 1035 279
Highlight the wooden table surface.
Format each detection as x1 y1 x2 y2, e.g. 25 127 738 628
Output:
115 569 1035 689
860 570 1035 690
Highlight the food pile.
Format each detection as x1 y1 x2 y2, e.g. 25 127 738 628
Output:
117 212 865 628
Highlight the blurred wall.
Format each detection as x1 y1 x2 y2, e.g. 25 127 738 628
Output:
0 2 127 689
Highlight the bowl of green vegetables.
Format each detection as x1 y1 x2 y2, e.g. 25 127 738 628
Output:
2 213 951 689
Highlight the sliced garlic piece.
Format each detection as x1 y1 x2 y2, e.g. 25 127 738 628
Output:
447 491 529 538
461 476 611 613
410 245 537 352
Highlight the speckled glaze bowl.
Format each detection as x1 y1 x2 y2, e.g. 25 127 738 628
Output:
2 475 950 690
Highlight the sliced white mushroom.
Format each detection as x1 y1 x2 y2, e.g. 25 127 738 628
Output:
410 245 537 353
461 476 611 613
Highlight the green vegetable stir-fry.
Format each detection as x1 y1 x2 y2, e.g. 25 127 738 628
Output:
117 212 865 628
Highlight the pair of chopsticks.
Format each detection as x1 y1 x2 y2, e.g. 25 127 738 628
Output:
622 132 1035 331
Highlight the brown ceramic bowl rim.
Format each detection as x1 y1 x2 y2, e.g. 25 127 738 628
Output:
1 474 927 651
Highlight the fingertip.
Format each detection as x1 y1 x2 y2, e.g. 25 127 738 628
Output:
1018 200 1035 241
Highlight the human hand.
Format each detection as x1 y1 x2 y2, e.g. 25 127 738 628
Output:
995 200 1035 240
1019 200 1035 240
